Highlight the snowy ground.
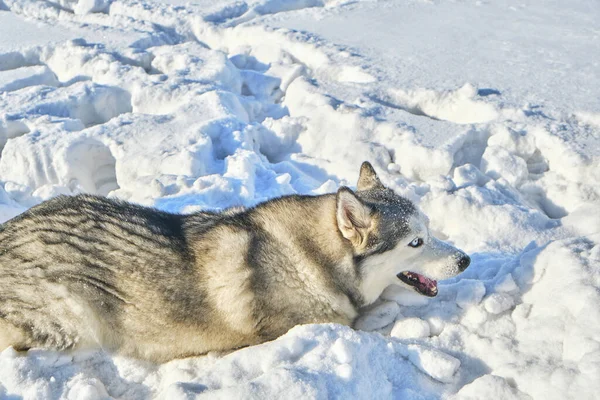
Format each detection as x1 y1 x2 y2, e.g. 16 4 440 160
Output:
0 0 599 398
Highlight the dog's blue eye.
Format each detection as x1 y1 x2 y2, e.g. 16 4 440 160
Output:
409 238 423 248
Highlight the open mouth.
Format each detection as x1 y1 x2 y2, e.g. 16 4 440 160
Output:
397 271 438 297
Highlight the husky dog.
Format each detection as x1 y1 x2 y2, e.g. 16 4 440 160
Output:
0 162 469 362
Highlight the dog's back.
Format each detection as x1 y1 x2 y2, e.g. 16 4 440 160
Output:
0 195 223 360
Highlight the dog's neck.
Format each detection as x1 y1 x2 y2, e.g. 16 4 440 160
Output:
251 194 366 309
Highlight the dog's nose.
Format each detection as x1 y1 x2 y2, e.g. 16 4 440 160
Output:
458 255 471 272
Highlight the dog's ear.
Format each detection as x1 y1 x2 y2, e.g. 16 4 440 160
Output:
336 187 372 245
357 161 384 191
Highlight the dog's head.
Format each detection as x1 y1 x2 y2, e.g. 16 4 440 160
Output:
336 162 470 305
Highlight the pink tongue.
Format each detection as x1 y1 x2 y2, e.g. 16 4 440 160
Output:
417 275 437 289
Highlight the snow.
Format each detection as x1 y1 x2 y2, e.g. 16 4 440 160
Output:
390 318 431 340
453 374 531 400
0 65 59 92
0 0 599 398
483 293 515 315
455 280 486 310
387 84 500 125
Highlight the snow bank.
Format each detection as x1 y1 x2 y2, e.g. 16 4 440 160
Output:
0 0 599 398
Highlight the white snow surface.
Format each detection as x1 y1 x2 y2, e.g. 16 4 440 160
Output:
0 0 599 398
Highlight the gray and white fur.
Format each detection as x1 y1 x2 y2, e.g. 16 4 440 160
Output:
0 162 469 362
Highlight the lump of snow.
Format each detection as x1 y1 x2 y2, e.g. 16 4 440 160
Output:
74 0 110 15
391 318 431 339
52 0 110 15
480 146 529 187
406 345 461 383
461 306 489 330
429 175 457 193
494 273 519 293
335 363 353 380
425 316 447 336
453 163 489 188
455 280 486 309
64 376 109 400
453 374 531 400
483 293 515 314
488 125 537 160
